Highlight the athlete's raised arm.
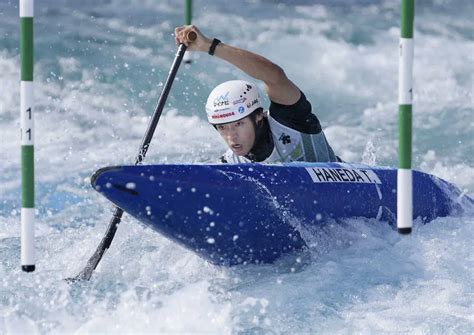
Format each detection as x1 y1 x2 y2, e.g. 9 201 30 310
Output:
175 25 301 105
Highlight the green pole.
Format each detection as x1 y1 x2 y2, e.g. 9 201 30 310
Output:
20 0 35 272
183 0 193 64
397 0 414 235
185 0 192 25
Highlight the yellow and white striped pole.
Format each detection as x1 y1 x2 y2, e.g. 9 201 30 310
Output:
397 0 414 235
20 0 35 271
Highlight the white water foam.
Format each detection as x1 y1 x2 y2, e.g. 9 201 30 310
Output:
1 0 473 333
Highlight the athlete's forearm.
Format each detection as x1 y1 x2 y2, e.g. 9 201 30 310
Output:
213 43 286 85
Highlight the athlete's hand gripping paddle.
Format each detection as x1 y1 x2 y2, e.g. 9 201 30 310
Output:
67 31 197 282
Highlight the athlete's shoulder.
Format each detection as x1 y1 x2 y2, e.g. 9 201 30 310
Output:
269 90 322 134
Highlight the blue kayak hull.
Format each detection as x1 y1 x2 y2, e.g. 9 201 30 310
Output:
91 163 472 266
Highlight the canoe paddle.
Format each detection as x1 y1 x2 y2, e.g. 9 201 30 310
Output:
67 31 197 282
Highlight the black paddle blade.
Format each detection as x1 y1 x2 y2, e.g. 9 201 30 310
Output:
65 207 123 283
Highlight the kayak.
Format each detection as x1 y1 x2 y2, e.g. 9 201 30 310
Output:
91 162 472 266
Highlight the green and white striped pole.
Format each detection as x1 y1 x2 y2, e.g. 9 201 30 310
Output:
397 0 414 235
183 0 193 64
20 0 35 271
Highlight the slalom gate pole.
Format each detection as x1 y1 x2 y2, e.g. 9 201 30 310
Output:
20 0 35 271
183 0 193 64
397 0 414 235
185 0 192 24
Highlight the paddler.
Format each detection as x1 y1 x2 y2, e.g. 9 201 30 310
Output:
175 25 339 163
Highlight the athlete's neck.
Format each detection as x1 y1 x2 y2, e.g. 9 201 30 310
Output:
246 117 273 162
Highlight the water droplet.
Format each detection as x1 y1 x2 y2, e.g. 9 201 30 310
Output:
203 206 213 214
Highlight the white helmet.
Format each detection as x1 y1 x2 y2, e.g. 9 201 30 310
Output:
205 80 263 125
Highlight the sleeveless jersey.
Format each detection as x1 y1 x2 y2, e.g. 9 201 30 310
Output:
222 114 338 163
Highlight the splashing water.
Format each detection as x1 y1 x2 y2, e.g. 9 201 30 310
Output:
1 0 473 333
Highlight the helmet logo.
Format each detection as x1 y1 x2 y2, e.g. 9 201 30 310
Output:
213 92 230 108
246 99 259 108
233 97 246 105
238 106 245 113
211 111 235 119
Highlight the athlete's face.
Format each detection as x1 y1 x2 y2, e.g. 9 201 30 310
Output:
216 115 261 156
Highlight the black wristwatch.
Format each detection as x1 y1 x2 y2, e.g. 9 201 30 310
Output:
208 38 221 56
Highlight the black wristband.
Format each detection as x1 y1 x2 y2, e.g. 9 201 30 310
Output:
208 38 221 56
